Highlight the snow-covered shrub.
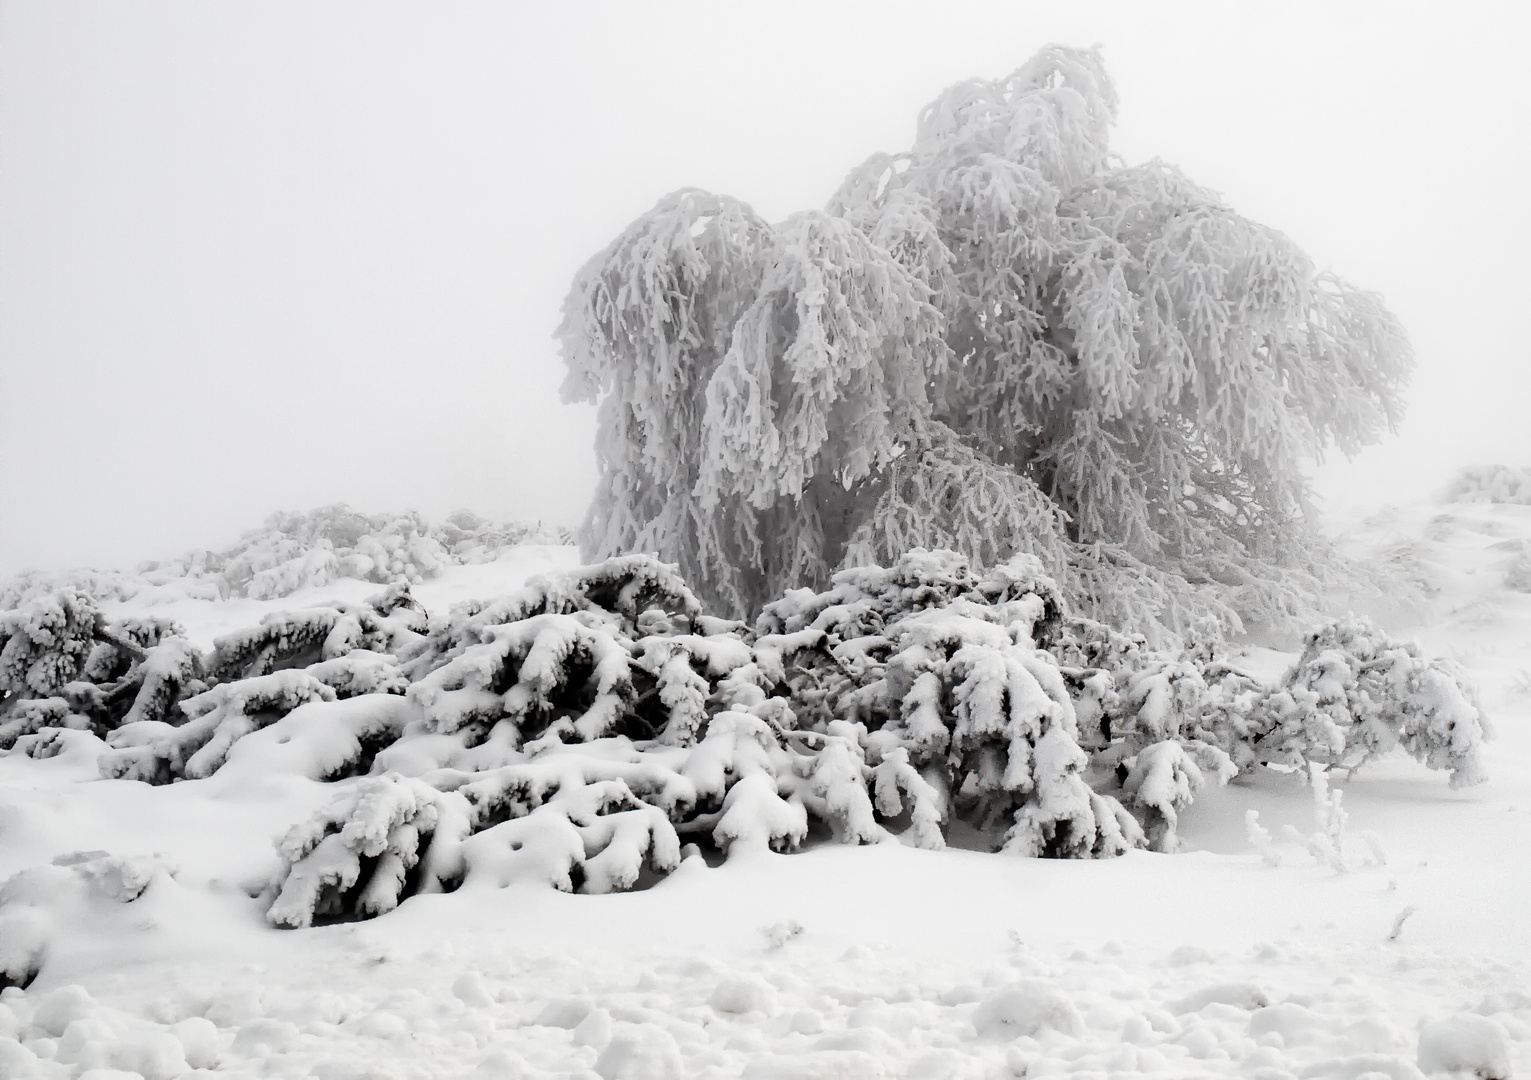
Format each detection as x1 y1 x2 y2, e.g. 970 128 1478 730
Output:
253 551 1162 928
0 513 483 751
72 635 206 730
1046 616 1246 830
753 547 1067 731
410 612 639 747
1373 536 1440 597
1051 609 1490 793
435 509 573 561
1503 547 1531 593
1444 464 1531 505
400 554 701 673
0 594 206 748
78 615 182 683
754 550 1142 856
0 568 145 610
215 504 571 599
682 713 884 853
284 549 1489 909
0 600 210 749
220 506 439 597
243 545 343 600
863 599 1136 856
207 592 420 683
1251 616 1491 788
304 651 409 698
2 547 1488 942
0 504 574 611
1120 740 1232 853
267 773 470 928
222 694 415 782
267 743 701 927
101 671 337 784
0 590 100 700
456 766 682 894
0 697 90 752
263 702 914 928
2 587 420 782
399 555 724 751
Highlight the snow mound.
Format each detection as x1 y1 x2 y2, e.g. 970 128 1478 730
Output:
1417 1014 1512 1078
0 935 1525 1079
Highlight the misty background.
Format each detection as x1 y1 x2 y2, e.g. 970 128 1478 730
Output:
2 1 1527 577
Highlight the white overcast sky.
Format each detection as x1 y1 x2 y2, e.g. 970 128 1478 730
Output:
1 1 1528 575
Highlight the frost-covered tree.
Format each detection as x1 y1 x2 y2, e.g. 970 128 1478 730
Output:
560 46 1411 643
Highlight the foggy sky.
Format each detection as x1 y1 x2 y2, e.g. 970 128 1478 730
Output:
2 1 1528 576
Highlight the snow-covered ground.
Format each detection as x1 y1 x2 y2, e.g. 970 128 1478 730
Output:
3 501 1529 1080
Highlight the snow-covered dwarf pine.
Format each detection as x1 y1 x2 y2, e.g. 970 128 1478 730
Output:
1052 612 1492 800
96 593 425 785
0 504 573 611
0 595 202 750
1444 464 1531 505
0 547 1489 936
1250 617 1491 789
0 589 99 700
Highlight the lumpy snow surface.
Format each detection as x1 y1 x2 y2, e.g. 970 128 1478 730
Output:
4 504 1530 1079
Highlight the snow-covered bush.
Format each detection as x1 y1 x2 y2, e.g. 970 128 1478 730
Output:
266 773 471 928
0 593 206 749
1503 546 1531 593
91 590 425 784
452 750 698 900
74 636 206 729
0 504 575 610
0 569 147 611
0 590 100 700
256 548 1172 929
0 579 429 770
255 551 1160 926
1444 464 1531 505
100 671 339 784
0 697 90 752
756 550 1141 856
0 607 213 754
560 45 1412 646
208 505 572 599
399 554 702 672
1119 740 1235 853
206 595 420 683
1050 610 1491 798
410 612 638 746
1249 616 1491 789
1 549 1489 938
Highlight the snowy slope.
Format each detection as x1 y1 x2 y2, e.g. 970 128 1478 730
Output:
2 504 1528 1080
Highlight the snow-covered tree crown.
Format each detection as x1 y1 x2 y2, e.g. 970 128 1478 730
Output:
559 45 1412 642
